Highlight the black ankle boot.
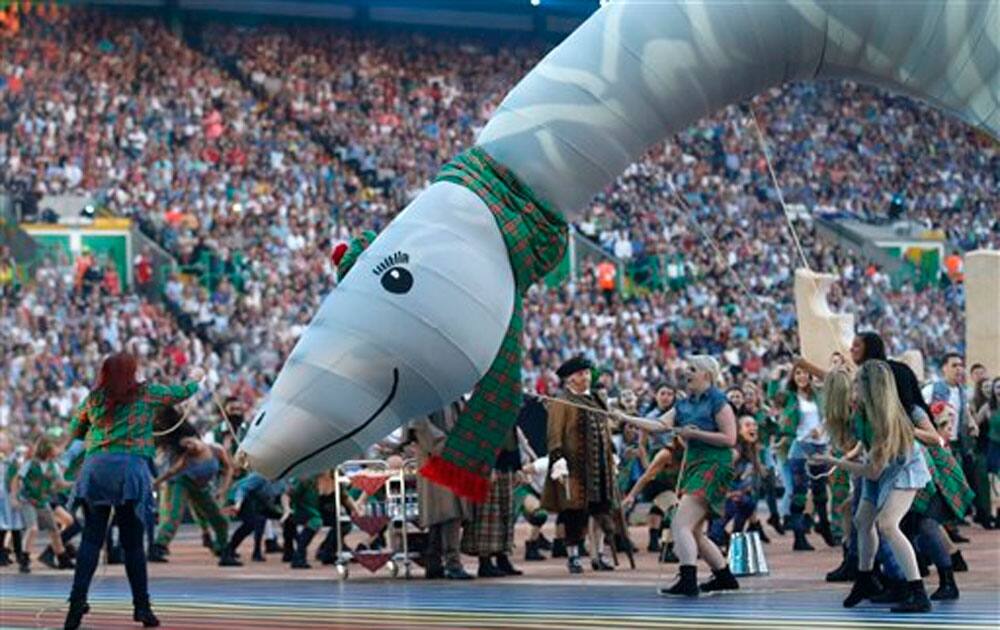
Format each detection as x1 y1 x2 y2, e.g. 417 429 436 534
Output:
815 521 837 547
843 570 883 608
495 554 522 576
477 556 505 578
147 543 169 563
890 580 932 613
63 601 90 630
767 513 786 536
591 553 615 571
550 538 567 558
825 547 857 583
647 528 662 552
700 566 740 593
660 565 699 597
793 530 814 551
57 552 75 570
870 577 907 603
950 550 968 572
218 547 243 567
748 521 771 544
524 539 545 561
930 568 959 601
17 552 30 574
290 551 311 569
134 605 161 627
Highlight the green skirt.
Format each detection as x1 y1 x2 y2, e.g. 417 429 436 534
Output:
677 442 733 518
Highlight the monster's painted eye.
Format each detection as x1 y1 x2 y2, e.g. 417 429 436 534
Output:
380 267 413 294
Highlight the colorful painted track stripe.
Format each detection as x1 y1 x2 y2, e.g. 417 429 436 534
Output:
2 576 996 629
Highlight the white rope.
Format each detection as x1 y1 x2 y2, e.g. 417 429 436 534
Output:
152 403 193 437
748 103 812 272
806 464 837 480
745 102 852 359
526 393 676 438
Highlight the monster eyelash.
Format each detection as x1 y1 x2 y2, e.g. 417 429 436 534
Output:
372 251 409 276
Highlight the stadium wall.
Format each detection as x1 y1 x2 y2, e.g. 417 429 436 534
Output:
66 0 592 35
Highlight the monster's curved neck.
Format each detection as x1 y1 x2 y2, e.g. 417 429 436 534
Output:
476 0 998 218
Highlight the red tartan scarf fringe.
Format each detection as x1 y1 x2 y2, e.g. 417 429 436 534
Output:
419 455 490 503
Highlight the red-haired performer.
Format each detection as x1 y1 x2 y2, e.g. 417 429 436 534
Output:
63 352 204 630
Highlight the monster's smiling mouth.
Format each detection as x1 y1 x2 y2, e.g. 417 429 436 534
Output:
277 367 400 478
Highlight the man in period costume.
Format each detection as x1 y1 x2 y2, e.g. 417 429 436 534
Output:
542 356 618 574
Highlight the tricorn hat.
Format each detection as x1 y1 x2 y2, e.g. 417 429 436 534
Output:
556 355 593 379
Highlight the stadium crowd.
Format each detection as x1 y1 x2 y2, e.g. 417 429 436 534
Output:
0 13 997 623
1 9 997 436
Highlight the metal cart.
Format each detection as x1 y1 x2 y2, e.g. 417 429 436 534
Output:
332 459 421 580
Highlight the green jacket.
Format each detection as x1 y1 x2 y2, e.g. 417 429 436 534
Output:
779 388 825 440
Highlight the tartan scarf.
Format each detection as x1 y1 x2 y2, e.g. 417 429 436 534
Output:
419 146 568 502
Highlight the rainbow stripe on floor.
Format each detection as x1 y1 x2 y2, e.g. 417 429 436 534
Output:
2 576 997 629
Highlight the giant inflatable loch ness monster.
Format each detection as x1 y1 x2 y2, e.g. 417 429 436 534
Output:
237 0 999 500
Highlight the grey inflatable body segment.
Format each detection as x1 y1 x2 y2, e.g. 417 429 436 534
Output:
478 0 999 217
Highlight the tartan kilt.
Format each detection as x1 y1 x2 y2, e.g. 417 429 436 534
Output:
912 444 974 521
677 443 733 518
461 472 515 556
830 468 851 503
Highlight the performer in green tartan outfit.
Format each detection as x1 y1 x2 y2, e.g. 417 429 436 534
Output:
149 412 232 562
64 353 203 630
618 356 739 597
281 475 324 569
896 401 978 601
151 476 229 558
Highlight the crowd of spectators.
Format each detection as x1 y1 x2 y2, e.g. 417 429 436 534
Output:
1 10 996 437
